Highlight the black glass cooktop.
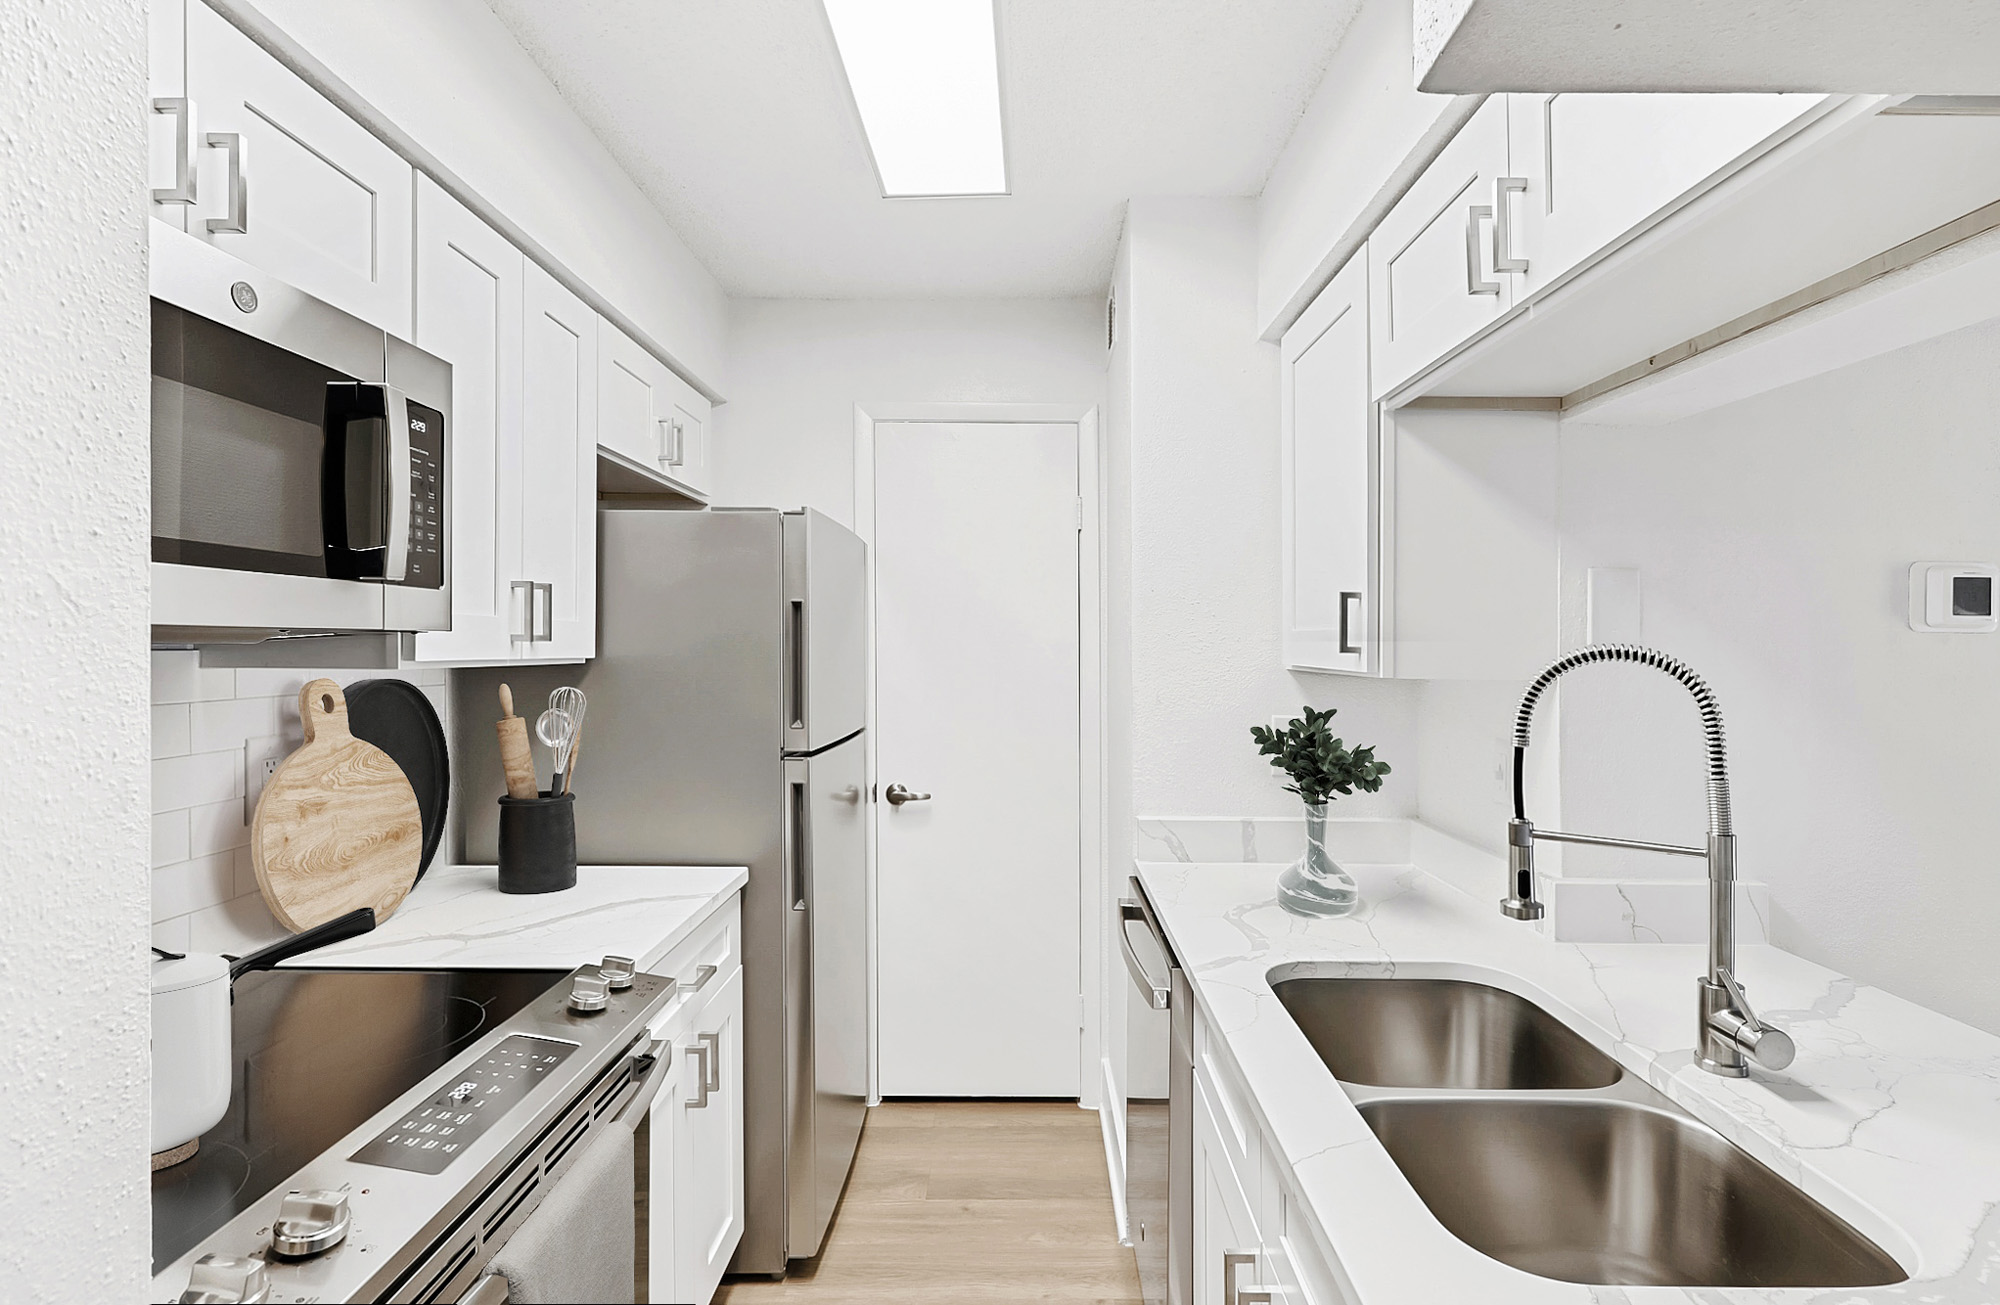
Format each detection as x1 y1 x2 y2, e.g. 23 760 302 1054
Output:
151 968 563 1275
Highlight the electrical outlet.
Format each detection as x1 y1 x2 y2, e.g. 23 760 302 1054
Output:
245 735 286 823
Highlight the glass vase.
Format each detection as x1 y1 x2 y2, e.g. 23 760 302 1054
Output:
1277 802 1359 917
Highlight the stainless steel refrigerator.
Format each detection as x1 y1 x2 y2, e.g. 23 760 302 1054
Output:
455 506 869 1274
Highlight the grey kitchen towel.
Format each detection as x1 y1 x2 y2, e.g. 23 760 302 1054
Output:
488 1118 636 1304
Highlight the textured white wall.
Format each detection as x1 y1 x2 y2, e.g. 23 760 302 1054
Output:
0 2 152 1299
1121 199 1419 823
710 298 1107 522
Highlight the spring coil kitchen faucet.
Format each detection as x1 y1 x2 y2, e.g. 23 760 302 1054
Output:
1503 644 1794 1078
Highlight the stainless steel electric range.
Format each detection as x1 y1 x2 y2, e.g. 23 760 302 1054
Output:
151 959 674 1303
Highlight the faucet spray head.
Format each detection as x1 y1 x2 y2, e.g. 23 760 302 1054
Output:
1500 817 1544 920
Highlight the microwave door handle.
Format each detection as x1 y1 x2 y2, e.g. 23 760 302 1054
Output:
382 385 411 582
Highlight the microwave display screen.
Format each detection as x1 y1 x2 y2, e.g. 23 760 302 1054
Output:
152 301 346 577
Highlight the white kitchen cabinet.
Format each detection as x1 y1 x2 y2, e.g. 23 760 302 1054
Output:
1193 1061 1267 1305
1368 96 1516 400
1507 93 1819 299
1281 252 1375 676
598 320 714 500
643 903 745 1305
410 177 528 664
674 965 744 1305
182 0 412 334
520 262 599 661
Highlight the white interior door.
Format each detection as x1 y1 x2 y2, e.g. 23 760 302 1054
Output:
875 422 1082 1097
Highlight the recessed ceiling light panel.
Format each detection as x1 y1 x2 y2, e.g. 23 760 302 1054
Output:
822 0 1008 198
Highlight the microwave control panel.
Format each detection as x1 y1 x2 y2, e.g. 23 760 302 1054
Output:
404 400 445 590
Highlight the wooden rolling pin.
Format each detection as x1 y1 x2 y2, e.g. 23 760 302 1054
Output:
497 683 539 799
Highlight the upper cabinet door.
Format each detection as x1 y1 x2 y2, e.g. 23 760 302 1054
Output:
598 319 714 500
411 177 528 664
658 367 715 499
1368 96 1515 400
1282 252 1375 676
521 262 599 661
597 322 670 468
184 1 413 334
1508 93 1821 298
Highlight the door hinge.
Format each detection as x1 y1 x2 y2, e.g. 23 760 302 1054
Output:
1078 994 1087 1029
1075 498 1084 532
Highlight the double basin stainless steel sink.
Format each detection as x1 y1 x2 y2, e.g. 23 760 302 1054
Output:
1271 976 1906 1289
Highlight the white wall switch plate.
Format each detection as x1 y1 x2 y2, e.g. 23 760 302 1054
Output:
1586 567 1643 644
1908 562 1997 632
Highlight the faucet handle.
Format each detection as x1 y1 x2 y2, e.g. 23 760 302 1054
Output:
1707 968 1796 1072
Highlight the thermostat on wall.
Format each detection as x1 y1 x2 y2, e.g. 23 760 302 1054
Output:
1908 562 1997 632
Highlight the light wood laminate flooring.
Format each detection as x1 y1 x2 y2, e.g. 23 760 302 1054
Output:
714 1100 1143 1304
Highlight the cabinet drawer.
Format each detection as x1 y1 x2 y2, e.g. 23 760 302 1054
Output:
652 896 741 1018
1194 1026 1262 1203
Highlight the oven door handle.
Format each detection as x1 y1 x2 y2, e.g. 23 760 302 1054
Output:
1119 896 1172 1010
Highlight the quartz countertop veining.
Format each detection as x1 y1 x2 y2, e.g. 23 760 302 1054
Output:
1137 843 2000 1304
279 864 747 973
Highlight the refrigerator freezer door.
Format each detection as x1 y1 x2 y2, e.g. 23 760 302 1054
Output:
784 510 866 754
783 735 869 1259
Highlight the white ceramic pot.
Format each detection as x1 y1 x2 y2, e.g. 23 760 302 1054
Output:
151 953 232 1157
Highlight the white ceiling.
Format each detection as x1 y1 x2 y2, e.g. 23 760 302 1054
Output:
485 0 1360 299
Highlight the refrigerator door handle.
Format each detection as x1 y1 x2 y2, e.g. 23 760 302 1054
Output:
787 600 808 733
788 773 810 912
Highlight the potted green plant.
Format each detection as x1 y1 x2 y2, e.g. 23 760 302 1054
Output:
1251 706 1390 917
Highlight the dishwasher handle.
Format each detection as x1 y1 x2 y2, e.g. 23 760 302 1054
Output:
1119 896 1173 1010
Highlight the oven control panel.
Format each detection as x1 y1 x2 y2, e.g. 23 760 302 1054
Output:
351 1035 576 1175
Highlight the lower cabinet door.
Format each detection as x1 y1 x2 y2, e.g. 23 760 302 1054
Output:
675 966 745 1305
644 1025 687 1305
1193 1075 1265 1305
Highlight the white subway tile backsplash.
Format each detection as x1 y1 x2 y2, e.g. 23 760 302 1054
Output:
187 893 290 956
152 659 456 944
154 750 243 813
190 696 290 753
152 810 190 868
152 916 192 956
152 704 190 758
151 650 234 704
187 798 249 859
153 852 236 923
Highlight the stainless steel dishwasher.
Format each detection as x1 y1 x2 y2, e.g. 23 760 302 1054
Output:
1120 878 1191 1305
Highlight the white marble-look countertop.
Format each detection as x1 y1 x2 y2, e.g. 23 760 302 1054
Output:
279 864 747 973
1138 856 2000 1304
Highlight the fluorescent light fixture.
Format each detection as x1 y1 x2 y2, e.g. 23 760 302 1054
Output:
822 0 1007 197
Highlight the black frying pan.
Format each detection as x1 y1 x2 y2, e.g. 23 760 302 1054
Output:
344 678 450 880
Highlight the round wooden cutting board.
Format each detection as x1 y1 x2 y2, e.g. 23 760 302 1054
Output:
251 679 422 933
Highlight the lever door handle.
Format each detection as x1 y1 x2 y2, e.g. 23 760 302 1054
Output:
884 783 931 807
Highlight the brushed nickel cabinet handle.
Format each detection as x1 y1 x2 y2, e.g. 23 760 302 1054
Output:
151 98 197 204
205 132 247 234
1494 176 1529 274
1338 591 1362 656
1465 202 1499 295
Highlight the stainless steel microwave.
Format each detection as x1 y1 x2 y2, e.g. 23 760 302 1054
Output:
150 226 450 643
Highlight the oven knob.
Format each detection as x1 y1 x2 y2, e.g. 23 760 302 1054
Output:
598 955 636 989
179 1253 269 1303
269 1189 352 1258
568 972 609 1012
